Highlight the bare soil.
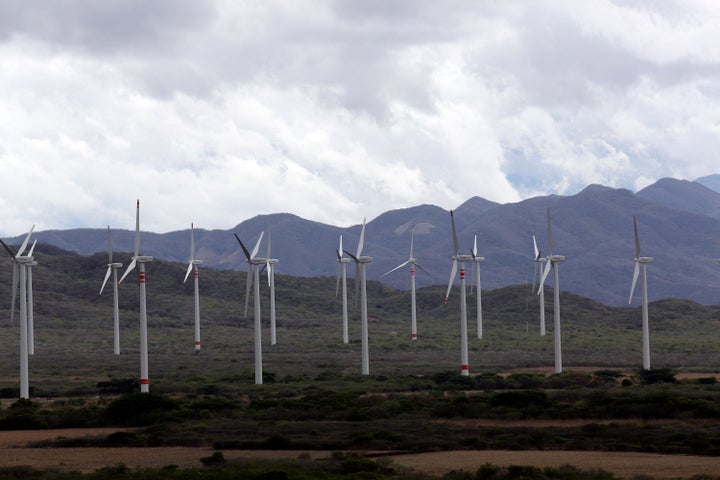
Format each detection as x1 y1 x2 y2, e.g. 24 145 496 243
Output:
1 428 719 478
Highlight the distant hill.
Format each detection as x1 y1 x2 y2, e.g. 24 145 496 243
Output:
695 174 720 193
5 176 720 306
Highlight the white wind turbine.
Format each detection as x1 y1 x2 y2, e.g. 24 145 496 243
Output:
100 226 123 355
343 219 372 375
335 235 350 344
629 216 653 370
119 200 153 393
1 226 36 399
470 234 485 339
537 208 565 373
234 231 267 384
380 225 429 340
183 223 203 351
532 235 547 336
443 210 472 376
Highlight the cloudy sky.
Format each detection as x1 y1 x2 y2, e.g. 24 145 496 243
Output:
1 0 719 236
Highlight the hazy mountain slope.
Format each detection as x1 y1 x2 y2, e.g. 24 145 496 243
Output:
636 177 720 220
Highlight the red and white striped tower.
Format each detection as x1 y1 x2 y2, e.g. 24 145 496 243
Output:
444 210 472 376
410 265 417 340
138 262 150 392
193 266 200 350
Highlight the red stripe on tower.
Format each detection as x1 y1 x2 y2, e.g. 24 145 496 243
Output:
194 269 199 279
411 267 415 276
411 333 417 339
461 364 469 372
195 341 201 346
140 378 149 385
139 271 146 283
459 268 465 280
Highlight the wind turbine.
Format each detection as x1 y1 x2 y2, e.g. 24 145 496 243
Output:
234 231 267 384
119 200 153 393
380 225 429 340
335 235 350 344
532 235 547 336
537 208 565 373
470 234 484 339
100 226 123 355
1 226 36 399
343 219 372 375
629 216 653 370
183 223 203 351
443 210 472 376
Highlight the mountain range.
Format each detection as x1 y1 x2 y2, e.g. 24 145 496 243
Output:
6 175 720 307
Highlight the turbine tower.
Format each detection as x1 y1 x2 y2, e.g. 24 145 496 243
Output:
100 226 123 355
470 234 485 339
380 225 429 340
335 235 350 344
183 223 203 351
265 228 279 346
119 200 153 393
1 226 36 399
629 216 653 370
538 208 565 373
532 235 547 336
343 219 372 375
443 210 472 376
234 231 267 384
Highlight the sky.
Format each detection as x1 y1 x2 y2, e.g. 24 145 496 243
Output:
1 0 720 236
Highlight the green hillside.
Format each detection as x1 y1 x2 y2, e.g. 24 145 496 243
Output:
0 246 719 396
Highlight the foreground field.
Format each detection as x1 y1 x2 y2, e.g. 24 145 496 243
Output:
1 428 720 478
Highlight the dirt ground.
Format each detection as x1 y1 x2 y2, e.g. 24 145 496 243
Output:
1 428 719 478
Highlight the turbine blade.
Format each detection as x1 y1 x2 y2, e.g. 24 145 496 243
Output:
16 225 35 257
266 260 271 287
183 262 193 283
450 210 459 256
414 261 431 276
355 263 360 309
234 233 252 261
533 235 539 260
100 265 113 295
10 263 18 324
444 259 458 301
336 263 342 298
547 208 553 257
531 260 538 294
633 216 641 258
133 200 140 257
190 222 195 261
343 249 358 262
244 268 253 318
0 238 16 257
337 235 343 260
27 239 37 257
538 260 552 294
107 226 113 264
266 227 272 259
380 259 410 277
472 234 478 259
119 258 137 284
409 226 415 258
629 261 640 303
251 231 264 259
356 218 366 258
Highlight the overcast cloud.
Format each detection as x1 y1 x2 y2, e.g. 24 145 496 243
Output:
1 0 719 235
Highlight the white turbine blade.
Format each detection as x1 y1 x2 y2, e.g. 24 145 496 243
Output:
267 227 272 259
533 235 539 260
337 235 343 260
356 218 366 258
244 268 253 317
335 263 342 297
409 226 415 258
538 260 552 294
107 226 113 264
633 216 641 259
183 262 194 283
355 263 360 308
629 261 640 304
450 210 459 256
380 259 410 277
10 263 18 324
16 225 35 257
414 261 431 276
531 260 538 294
27 239 37 257
444 259 458 300
250 231 264 259
190 222 195 261
266 260 272 286
119 258 137 284
133 200 140 257
472 234 478 259
100 266 113 295
547 208 553 257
